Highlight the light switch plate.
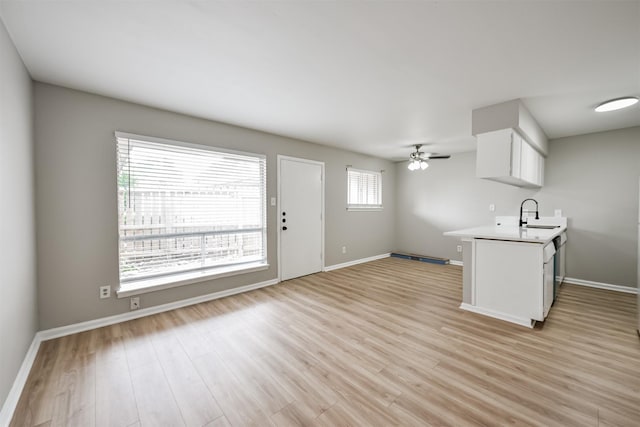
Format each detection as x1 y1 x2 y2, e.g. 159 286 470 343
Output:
270 197 276 206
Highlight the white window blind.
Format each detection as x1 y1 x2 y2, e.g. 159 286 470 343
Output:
347 168 382 210
116 133 266 286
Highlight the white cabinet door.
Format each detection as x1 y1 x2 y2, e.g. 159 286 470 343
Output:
519 139 544 187
476 128 544 188
476 129 513 178
510 131 522 179
520 140 534 184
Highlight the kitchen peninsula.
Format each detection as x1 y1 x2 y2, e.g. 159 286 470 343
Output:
445 216 567 328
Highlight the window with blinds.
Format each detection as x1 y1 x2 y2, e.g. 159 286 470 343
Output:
116 133 267 289
346 168 382 210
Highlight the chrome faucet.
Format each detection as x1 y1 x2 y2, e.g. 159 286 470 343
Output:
519 198 539 227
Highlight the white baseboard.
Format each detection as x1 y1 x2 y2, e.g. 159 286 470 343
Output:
1 277 281 425
39 278 280 341
562 277 637 294
323 253 390 272
449 260 463 266
459 303 534 328
0 334 42 427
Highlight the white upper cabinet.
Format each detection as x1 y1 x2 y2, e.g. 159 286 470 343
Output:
473 99 548 188
476 128 544 188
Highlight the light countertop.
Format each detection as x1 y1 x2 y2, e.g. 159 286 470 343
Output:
444 225 566 244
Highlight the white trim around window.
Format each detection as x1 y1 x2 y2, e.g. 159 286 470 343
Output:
346 167 383 211
114 131 268 296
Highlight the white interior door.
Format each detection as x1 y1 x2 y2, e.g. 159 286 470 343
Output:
279 156 323 281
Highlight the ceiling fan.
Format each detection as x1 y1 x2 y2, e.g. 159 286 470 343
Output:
407 144 451 170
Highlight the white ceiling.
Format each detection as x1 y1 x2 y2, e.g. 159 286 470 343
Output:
1 1 639 160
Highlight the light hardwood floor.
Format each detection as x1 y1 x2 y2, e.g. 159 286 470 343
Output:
10 257 640 426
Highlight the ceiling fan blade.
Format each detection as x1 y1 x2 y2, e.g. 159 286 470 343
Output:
426 155 451 159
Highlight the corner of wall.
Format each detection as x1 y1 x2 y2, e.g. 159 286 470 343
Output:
0 15 39 418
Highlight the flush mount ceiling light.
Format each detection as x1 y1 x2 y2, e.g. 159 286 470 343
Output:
594 97 638 112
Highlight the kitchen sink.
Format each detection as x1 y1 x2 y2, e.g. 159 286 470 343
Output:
526 225 561 229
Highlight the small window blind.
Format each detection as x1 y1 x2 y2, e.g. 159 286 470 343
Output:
116 133 266 285
347 168 382 210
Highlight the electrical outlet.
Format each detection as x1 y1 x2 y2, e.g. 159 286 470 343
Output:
489 204 495 212
99 285 111 299
456 245 462 253
130 297 140 310
342 246 347 254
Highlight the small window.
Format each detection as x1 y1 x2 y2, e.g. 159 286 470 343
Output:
115 132 267 294
347 168 382 211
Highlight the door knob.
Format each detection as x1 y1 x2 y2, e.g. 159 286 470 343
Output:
282 212 286 216
282 226 288 231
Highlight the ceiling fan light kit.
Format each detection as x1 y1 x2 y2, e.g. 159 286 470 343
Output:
406 144 450 171
408 159 429 171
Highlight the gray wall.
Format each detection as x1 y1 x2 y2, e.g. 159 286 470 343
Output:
0 19 37 410
34 83 396 329
396 126 640 288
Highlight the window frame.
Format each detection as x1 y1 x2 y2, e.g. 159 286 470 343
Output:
346 167 383 211
114 131 268 297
